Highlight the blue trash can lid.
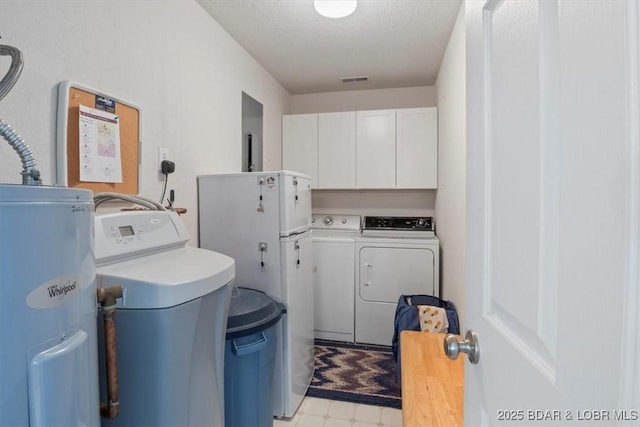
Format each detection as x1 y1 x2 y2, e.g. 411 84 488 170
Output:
226 287 284 339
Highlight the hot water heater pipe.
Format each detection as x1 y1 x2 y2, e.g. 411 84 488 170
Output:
97 286 124 419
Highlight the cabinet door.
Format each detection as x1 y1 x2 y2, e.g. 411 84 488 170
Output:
318 112 356 188
356 109 396 188
396 107 438 189
282 114 318 188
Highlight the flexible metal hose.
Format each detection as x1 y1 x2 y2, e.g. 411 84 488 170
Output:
0 119 41 185
0 44 42 185
0 45 23 101
94 192 166 211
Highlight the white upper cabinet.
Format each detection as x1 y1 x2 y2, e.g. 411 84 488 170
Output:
282 114 318 187
396 107 438 189
282 107 438 190
356 109 396 189
318 112 356 188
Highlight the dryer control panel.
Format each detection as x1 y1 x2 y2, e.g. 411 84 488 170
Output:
361 216 435 238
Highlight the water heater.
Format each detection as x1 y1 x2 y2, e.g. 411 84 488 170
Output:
0 184 99 426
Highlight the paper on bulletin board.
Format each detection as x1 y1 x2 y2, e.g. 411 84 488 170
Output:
79 104 123 183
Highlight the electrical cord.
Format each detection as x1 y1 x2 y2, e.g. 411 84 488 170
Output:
160 172 168 205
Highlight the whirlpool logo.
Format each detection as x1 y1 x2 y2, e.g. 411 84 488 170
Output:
26 275 82 309
47 281 77 298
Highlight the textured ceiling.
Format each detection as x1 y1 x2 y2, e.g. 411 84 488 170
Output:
196 0 462 94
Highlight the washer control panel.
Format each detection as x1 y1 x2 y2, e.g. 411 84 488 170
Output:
311 214 361 231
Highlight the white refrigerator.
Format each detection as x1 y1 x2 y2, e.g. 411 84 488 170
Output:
197 171 314 418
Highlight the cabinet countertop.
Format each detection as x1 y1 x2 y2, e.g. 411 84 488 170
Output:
400 331 464 426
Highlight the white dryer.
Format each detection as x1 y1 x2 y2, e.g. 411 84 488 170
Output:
311 214 361 342
355 216 439 346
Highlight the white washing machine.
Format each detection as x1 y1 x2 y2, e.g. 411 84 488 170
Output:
94 197 235 427
355 216 439 346
311 214 361 342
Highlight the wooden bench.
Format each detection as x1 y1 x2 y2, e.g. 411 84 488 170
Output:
400 331 464 426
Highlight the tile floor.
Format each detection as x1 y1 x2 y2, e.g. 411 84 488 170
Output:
274 397 402 427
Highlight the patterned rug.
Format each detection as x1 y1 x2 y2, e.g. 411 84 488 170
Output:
306 339 402 409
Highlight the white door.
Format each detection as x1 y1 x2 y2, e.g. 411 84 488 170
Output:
465 0 639 425
356 242 438 346
318 111 356 188
313 238 355 342
282 114 318 187
280 231 315 417
358 246 436 302
356 109 396 188
396 107 438 189
279 172 312 236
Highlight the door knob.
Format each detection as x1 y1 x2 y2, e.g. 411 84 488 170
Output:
444 330 480 364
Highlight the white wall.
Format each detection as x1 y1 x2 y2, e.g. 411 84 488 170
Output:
312 190 436 217
291 86 436 114
0 0 290 242
434 4 466 328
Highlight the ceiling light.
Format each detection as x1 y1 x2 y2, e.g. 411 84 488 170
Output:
314 0 357 19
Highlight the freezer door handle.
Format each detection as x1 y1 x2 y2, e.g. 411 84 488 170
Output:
293 177 299 203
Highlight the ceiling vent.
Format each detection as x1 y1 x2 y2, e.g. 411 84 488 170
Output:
340 76 369 83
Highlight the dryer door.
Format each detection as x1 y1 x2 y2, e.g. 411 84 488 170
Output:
358 246 436 303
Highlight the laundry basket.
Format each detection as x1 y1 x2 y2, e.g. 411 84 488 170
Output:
224 287 284 427
392 294 459 383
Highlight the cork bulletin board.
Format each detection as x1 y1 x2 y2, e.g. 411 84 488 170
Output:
56 81 141 194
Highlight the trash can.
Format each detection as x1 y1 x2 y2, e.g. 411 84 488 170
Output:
224 287 284 427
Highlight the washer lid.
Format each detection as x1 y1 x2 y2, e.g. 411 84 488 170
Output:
97 246 235 309
226 287 283 339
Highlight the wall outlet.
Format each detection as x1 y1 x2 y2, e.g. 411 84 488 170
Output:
158 147 169 171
